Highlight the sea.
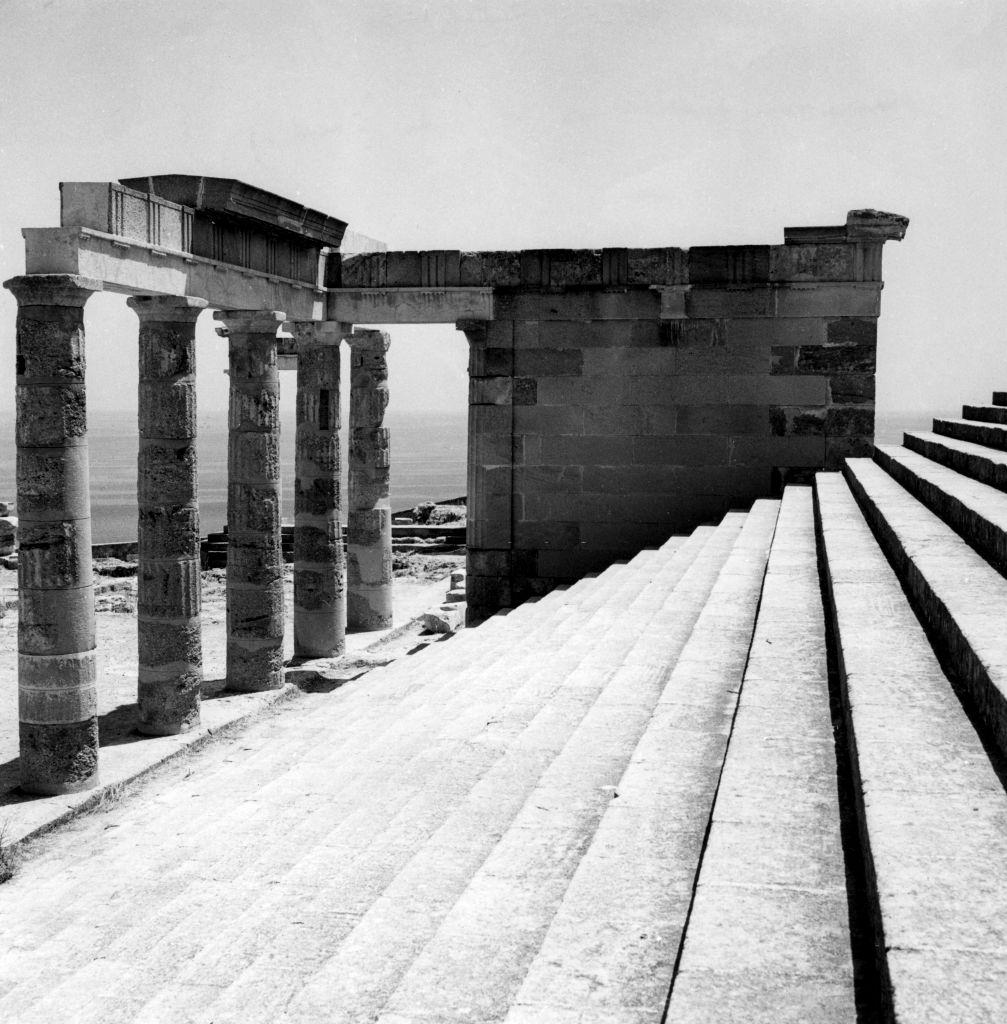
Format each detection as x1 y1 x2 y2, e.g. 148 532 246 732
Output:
0 409 943 545
0 408 469 544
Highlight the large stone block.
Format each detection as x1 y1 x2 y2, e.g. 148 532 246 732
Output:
537 434 634 466
513 405 586 436
581 346 675 376
729 435 826 467
494 290 660 322
826 317 878 346
769 407 827 437
769 243 856 282
688 246 771 284
633 435 731 466
533 375 613 406
513 465 583 494
774 283 881 318
829 373 875 403
513 521 581 550
826 406 875 437
582 405 646 435
513 348 584 377
675 404 770 435
459 251 522 286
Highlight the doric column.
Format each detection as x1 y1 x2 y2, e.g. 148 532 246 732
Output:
291 322 346 657
346 329 393 631
4 273 101 795
215 309 286 691
127 295 207 734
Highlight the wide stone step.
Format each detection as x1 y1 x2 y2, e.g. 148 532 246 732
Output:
499 499 780 1024
0 520 740 1023
903 429 1007 493
962 403 1007 424
348 513 762 1024
667 486 854 1023
816 470 1007 1024
844 457 1007 758
932 416 1007 451
323 528 715 755
874 443 1007 575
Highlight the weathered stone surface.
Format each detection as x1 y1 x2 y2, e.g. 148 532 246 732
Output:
290 322 345 658
18 718 99 795
0 516 16 555
128 296 206 734
817 468 1007 1021
347 330 393 631
6 274 100 794
217 309 286 691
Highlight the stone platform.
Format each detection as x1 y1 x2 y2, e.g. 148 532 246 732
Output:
0 393 1005 1022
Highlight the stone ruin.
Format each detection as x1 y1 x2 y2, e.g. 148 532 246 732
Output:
4 174 906 795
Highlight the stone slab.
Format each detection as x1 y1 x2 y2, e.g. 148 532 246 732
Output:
23 227 321 319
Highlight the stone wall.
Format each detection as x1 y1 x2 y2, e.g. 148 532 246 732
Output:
338 210 907 619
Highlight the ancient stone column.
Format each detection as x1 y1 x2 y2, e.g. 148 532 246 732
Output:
5 274 101 795
346 329 393 631
127 295 206 735
291 322 345 657
215 309 286 691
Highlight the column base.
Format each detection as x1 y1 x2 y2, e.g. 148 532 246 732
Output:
294 606 347 659
226 641 285 693
137 675 202 736
346 589 394 633
18 719 99 796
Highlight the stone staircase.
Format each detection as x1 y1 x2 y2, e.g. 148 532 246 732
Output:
3 398 1007 1023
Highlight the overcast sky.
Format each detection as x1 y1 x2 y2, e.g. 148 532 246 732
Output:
0 0 1004 418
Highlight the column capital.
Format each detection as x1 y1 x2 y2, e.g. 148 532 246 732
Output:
4 274 102 307
213 309 286 334
287 321 348 346
127 295 208 322
346 328 390 353
456 319 488 344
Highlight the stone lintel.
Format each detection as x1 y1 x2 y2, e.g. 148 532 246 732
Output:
328 287 493 323
24 227 322 319
651 282 882 320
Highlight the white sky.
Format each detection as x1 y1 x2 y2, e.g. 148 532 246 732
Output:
0 0 1004 417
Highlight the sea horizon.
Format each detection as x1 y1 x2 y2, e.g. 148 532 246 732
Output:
0 407 469 544
0 407 948 545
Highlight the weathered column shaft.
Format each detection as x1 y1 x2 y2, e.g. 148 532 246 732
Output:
128 295 207 735
5 274 101 795
216 309 286 691
292 323 346 658
346 329 393 631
